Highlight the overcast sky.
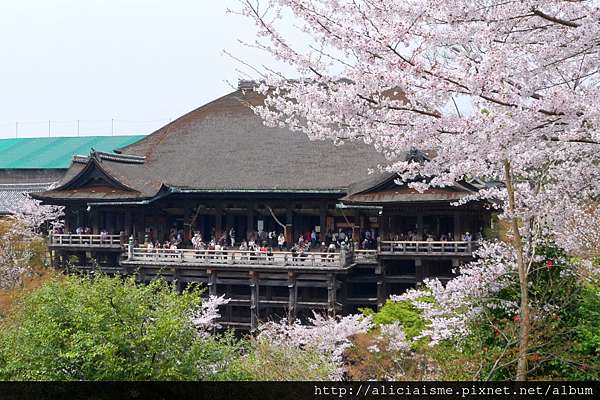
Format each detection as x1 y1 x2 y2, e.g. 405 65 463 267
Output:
0 0 285 138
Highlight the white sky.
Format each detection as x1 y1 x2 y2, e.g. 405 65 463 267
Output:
0 0 285 138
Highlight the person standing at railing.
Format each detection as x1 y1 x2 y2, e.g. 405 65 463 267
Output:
327 242 336 261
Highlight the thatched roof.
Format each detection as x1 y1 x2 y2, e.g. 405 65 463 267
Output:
36 88 390 202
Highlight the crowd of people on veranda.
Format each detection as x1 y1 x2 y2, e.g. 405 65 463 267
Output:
61 224 481 253
127 226 380 255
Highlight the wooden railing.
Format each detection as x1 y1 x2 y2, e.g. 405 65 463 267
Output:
127 247 353 268
49 233 123 248
378 240 474 255
354 249 378 263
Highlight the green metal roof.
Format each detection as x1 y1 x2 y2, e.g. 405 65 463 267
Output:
0 136 145 169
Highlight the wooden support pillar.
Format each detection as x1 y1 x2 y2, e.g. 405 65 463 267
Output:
172 267 183 292
249 271 260 331
416 214 424 240
124 211 132 236
352 209 360 243
327 273 336 316
91 211 100 234
226 284 233 323
453 211 461 241
319 202 327 242
378 213 385 241
246 202 255 240
183 206 192 240
415 258 425 285
226 214 234 234
339 277 349 314
285 206 294 245
376 261 386 310
215 205 223 240
106 212 115 234
208 269 217 297
287 272 297 322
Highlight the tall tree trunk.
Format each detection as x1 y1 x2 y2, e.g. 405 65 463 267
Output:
503 160 530 381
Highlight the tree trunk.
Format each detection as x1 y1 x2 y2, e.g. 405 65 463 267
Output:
503 161 530 381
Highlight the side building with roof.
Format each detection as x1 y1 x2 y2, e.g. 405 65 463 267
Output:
34 84 493 329
0 136 144 215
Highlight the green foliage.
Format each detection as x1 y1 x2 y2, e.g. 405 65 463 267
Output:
361 297 431 342
555 283 600 380
0 274 241 381
449 243 600 380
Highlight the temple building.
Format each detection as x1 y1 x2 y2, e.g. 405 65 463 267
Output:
35 83 492 329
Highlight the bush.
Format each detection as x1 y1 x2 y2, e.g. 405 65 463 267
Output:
0 274 241 381
227 340 337 381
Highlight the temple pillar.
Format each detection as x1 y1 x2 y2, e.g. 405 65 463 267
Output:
208 269 217 297
183 206 192 240
91 211 100 234
319 202 327 242
353 209 361 243
376 261 386 310
246 202 255 240
416 214 424 240
415 258 425 284
249 271 259 331
215 205 223 240
327 273 337 316
124 211 132 236
287 272 297 322
286 206 294 245
453 211 461 241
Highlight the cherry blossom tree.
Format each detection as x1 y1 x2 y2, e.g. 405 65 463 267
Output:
9 194 64 237
235 0 600 380
257 312 373 379
0 194 64 289
190 294 231 337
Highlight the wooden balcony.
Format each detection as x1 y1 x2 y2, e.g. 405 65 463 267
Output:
378 240 475 256
49 233 124 250
123 247 354 270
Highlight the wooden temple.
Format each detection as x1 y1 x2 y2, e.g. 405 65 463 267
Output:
34 83 492 330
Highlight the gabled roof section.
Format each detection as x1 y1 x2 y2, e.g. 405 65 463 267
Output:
56 157 137 192
341 174 478 204
341 150 479 204
33 150 162 201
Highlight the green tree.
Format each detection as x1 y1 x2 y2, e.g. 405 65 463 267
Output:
0 274 240 381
